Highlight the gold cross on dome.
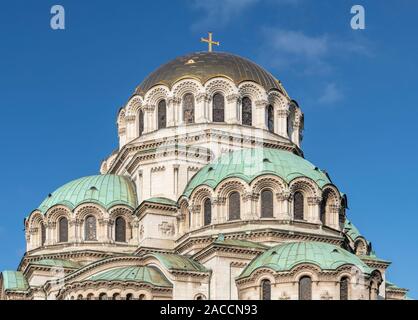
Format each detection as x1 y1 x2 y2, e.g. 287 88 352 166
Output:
201 32 220 52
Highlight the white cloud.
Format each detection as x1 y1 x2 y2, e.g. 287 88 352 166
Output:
259 27 371 76
318 83 343 105
190 0 300 31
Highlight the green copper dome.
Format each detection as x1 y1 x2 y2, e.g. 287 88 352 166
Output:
238 242 374 279
88 266 172 287
183 148 331 197
37 175 137 213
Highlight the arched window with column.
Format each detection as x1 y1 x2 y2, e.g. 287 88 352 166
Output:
183 93 195 124
242 97 252 126
138 109 144 136
299 276 312 300
84 215 97 241
58 217 68 243
158 99 167 129
204 198 212 226
212 93 225 122
228 192 241 221
293 192 304 220
115 216 126 242
340 277 349 300
266 104 274 132
261 279 271 300
260 189 274 218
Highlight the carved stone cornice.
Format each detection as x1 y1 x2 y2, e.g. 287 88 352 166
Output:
308 196 322 205
276 191 291 201
277 109 290 117
255 99 269 108
226 94 240 103
196 93 210 103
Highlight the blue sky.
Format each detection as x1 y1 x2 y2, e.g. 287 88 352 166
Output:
0 0 417 298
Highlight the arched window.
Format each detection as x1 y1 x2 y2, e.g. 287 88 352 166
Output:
293 192 304 220
340 277 349 300
299 276 312 300
204 198 212 226
126 293 133 300
77 294 83 300
195 295 206 300
115 217 126 242
212 93 225 122
138 109 144 136
84 215 97 241
183 93 195 124
320 191 330 225
261 279 271 300
41 223 46 246
266 105 274 132
158 100 167 129
228 192 241 221
261 189 274 218
138 294 146 300
242 97 252 126
112 293 121 300
58 217 68 243
86 293 94 300
98 293 108 300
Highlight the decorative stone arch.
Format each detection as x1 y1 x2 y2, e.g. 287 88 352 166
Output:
74 204 107 242
320 185 341 229
108 206 134 243
215 178 249 222
268 90 288 109
117 108 126 130
292 264 321 283
26 211 46 249
172 79 202 99
143 85 170 106
250 175 288 219
190 186 215 228
216 178 248 199
204 77 237 98
238 81 267 102
45 205 72 244
354 237 368 255
289 177 322 223
251 174 287 195
125 95 144 116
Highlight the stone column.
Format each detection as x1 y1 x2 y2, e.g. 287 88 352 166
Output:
167 97 178 127
125 115 136 141
255 99 269 130
143 105 155 133
292 117 302 147
276 191 292 220
308 196 322 224
277 109 289 138
226 94 240 124
196 93 210 123
213 196 226 223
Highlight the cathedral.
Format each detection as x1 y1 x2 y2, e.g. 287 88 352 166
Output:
0 38 409 300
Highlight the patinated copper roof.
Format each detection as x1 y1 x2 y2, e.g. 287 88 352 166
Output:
135 51 286 95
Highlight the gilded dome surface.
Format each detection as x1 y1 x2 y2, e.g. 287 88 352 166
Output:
135 51 287 95
183 148 331 197
37 174 137 213
238 242 374 279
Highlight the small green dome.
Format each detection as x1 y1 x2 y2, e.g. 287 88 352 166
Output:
37 175 137 213
183 148 331 197
239 242 374 279
88 266 172 287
